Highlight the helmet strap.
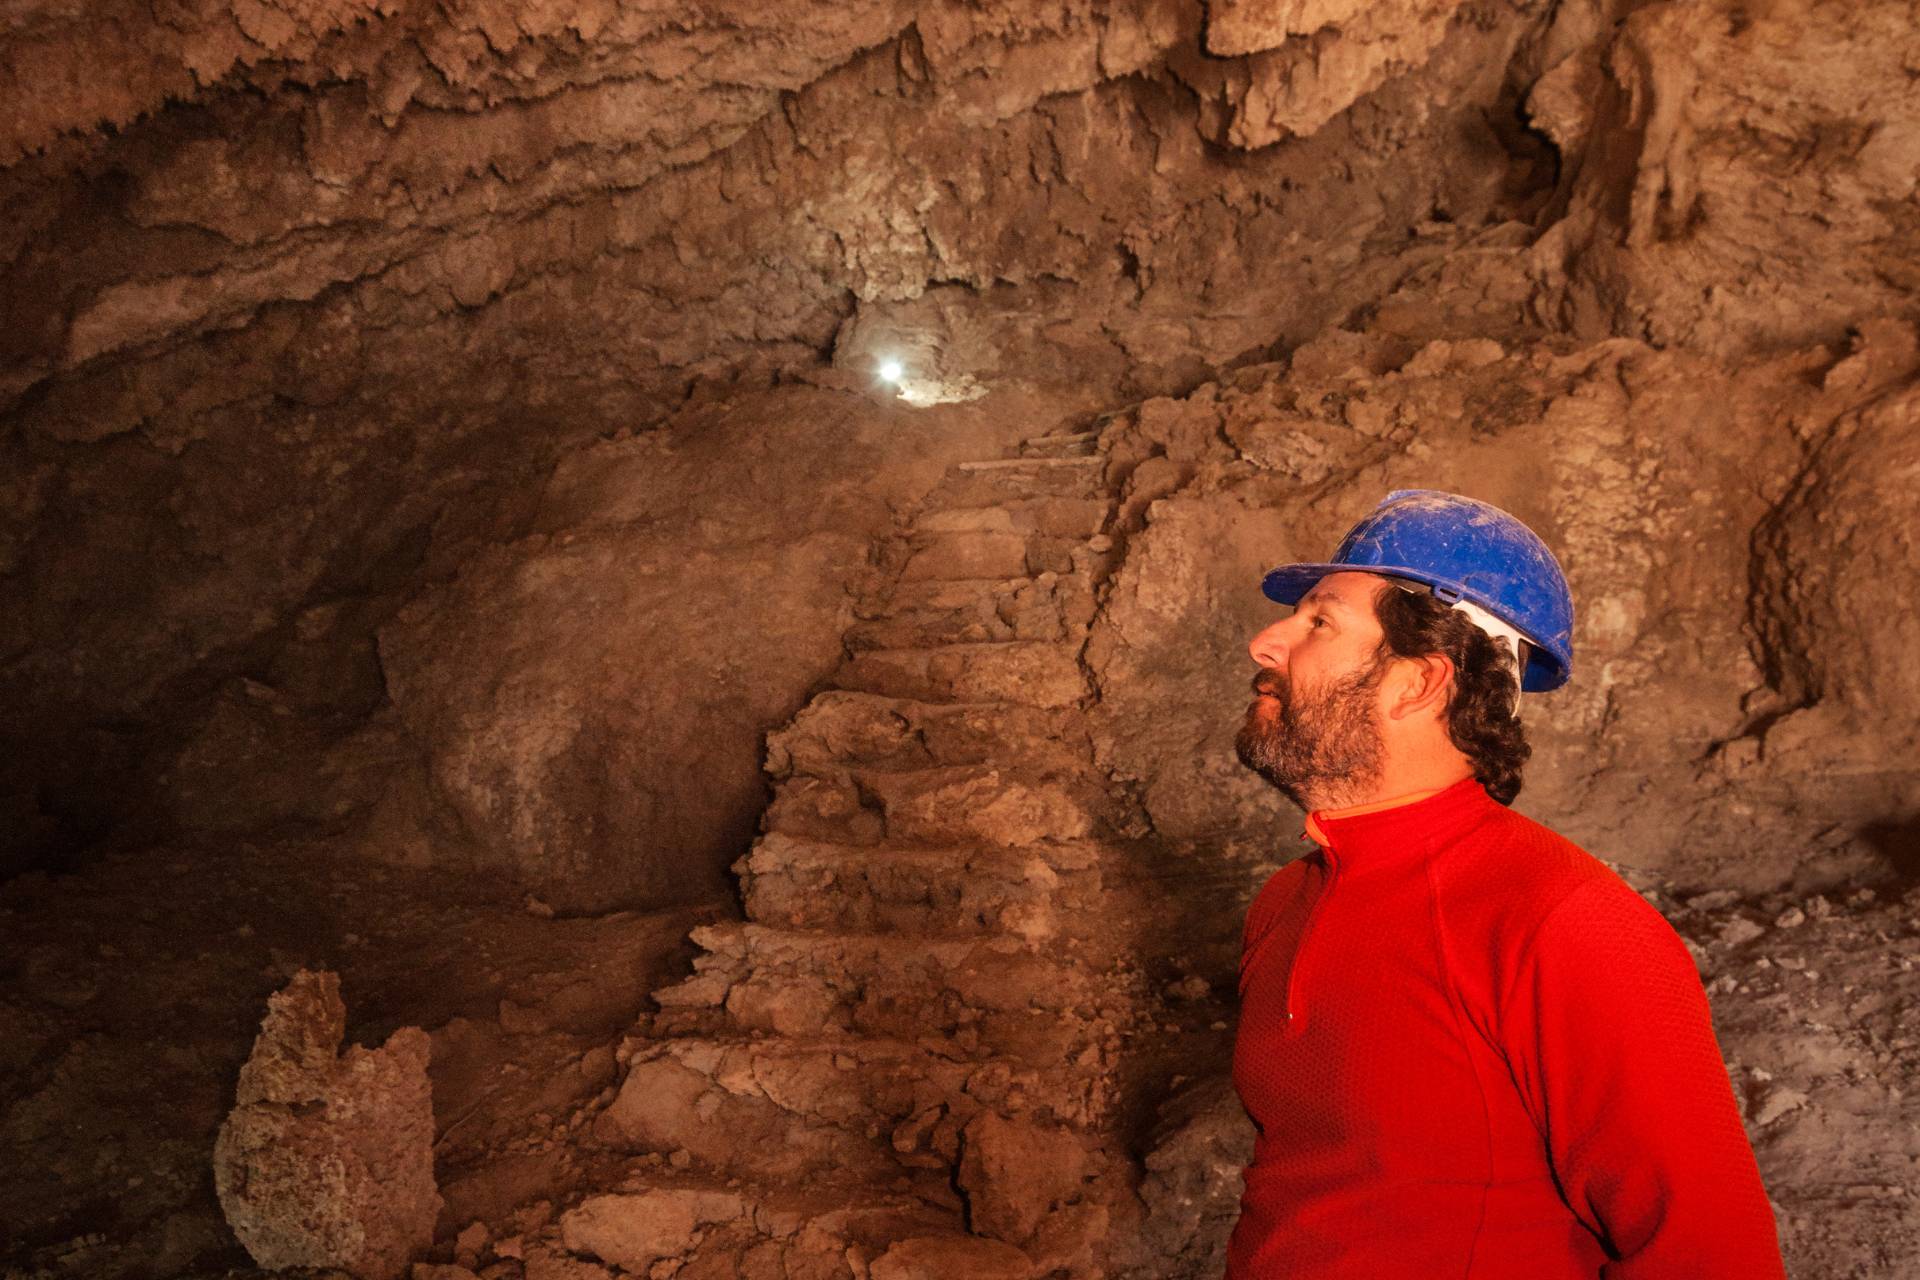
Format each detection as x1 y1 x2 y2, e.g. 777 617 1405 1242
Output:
1447 599 1527 709
1379 576 1528 707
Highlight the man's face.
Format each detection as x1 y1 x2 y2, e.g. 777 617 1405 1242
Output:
1235 572 1391 809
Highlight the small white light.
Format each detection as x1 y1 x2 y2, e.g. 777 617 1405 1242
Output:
878 359 904 384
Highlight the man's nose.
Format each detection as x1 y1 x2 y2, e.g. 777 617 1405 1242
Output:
1249 618 1290 669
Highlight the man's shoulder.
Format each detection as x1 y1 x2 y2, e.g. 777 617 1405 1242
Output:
1446 801 1614 881
1432 803 1642 947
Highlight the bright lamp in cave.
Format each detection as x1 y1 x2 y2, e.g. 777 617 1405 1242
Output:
878 359 904 384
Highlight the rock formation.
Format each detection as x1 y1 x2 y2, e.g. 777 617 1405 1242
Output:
1135 1075 1258 1278
0 0 1556 882
213 970 440 1280
3 0 1920 1275
1530 1 1920 355
569 439 1157 1277
1085 303 1920 893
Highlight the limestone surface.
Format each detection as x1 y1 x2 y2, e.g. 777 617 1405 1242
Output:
869 1235 1035 1280
558 1188 747 1272
1134 1075 1257 1278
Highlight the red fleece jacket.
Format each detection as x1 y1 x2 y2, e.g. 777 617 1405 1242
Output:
1228 778 1785 1278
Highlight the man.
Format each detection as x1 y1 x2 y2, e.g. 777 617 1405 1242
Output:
1227 489 1786 1278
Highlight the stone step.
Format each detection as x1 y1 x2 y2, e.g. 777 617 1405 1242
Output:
895 498 1108 583
551 1165 965 1278
859 763 1112 846
872 571 1095 616
1018 430 1101 459
957 456 1106 474
593 1033 1106 1182
766 692 1089 776
845 572 1095 650
653 922 1108 1030
836 642 1087 708
761 763 1110 848
896 531 1039 582
922 456 1108 508
913 496 1108 539
869 1235 1039 1280
649 922 1118 1065
897 532 1094 582
736 832 1107 943
761 771 889 844
698 971 1104 1069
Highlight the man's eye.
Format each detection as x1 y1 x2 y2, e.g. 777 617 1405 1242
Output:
1309 616 1328 629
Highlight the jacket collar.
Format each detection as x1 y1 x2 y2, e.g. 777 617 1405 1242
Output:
1303 776 1497 869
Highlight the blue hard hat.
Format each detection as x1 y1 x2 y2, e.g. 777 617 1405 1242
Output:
1260 490 1575 692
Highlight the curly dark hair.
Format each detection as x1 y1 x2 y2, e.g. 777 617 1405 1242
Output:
1371 584 1531 806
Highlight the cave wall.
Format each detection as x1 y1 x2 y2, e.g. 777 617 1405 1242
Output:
2 0 1917 909
371 385 1044 911
3 0 1920 1275
1529 0 1920 355
1087 291 1920 903
1 0 1568 896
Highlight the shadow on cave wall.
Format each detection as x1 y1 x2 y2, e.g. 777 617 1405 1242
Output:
1863 815 1920 888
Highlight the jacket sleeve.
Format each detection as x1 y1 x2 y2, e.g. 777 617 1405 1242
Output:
1499 878 1788 1278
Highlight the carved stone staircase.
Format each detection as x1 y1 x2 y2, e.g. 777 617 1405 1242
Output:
566 433 1152 1280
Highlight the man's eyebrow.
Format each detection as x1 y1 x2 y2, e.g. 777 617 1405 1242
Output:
1295 590 1355 613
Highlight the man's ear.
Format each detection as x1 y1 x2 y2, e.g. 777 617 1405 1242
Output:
1386 653 1454 721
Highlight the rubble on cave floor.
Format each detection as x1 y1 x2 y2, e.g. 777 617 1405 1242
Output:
1637 870 1920 1278
0 837 713 1280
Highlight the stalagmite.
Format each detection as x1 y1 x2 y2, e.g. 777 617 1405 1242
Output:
213 971 440 1280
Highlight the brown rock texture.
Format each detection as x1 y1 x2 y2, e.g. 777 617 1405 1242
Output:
869 1235 1036 1280
957 1111 1097 1246
1747 321 1920 780
0 0 1557 884
212 969 440 1280
1532 0 1920 355
1085 277 1920 895
558 1188 747 1272
1182 0 1470 145
3 0 1920 1276
1134 1075 1257 1277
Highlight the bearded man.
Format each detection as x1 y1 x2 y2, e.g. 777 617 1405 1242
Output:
1227 490 1786 1278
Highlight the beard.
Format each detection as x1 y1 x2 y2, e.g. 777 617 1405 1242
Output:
1234 656 1388 811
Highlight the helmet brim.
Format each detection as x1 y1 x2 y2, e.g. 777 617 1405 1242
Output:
1260 563 1393 606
